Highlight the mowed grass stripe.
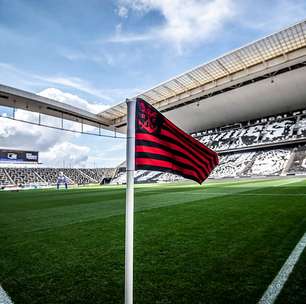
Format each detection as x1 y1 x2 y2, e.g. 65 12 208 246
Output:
0 178 306 303
1 177 289 234
0 184 263 235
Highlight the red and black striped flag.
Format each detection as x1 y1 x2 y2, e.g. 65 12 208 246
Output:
135 98 219 184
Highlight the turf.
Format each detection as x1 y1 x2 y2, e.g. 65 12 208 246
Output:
0 177 306 303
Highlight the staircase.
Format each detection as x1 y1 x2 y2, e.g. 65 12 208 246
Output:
281 148 297 176
77 169 98 183
241 154 257 176
33 170 47 183
4 169 14 185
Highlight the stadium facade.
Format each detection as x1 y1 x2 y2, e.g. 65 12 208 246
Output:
1 20 306 187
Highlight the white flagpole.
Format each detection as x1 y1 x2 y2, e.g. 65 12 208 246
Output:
125 98 136 304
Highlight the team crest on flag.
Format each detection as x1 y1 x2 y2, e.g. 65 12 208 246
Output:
136 99 163 134
135 98 219 184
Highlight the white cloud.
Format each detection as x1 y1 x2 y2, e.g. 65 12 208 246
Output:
0 114 73 152
59 48 117 66
108 22 152 43
41 142 90 167
115 0 235 52
38 88 109 114
117 5 129 17
85 140 126 168
114 0 306 53
108 31 153 43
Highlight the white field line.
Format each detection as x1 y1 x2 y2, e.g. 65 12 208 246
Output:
0 285 13 304
187 192 306 196
258 232 306 304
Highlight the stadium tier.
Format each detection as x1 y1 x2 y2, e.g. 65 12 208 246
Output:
195 109 306 152
5 168 45 185
0 167 115 187
109 108 306 184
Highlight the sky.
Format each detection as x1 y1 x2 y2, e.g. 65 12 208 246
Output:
0 0 306 167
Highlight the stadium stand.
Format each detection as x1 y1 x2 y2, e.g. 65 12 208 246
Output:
210 152 256 178
2 109 306 187
108 109 306 184
0 167 115 187
34 168 73 185
198 110 306 152
261 120 295 143
77 168 114 183
157 172 185 183
79 169 99 182
110 170 186 184
93 168 115 181
6 168 45 186
136 171 163 183
245 149 291 176
62 169 92 185
295 117 306 138
110 171 127 184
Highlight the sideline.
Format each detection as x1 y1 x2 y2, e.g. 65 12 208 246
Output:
258 232 306 304
188 192 306 196
0 285 13 304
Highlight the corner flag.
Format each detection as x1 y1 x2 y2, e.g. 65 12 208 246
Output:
124 98 218 304
135 98 219 184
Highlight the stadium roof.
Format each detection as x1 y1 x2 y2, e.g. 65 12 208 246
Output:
1 20 306 135
0 84 113 130
98 19 306 132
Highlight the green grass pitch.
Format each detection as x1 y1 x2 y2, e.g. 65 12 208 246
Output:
0 177 306 304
